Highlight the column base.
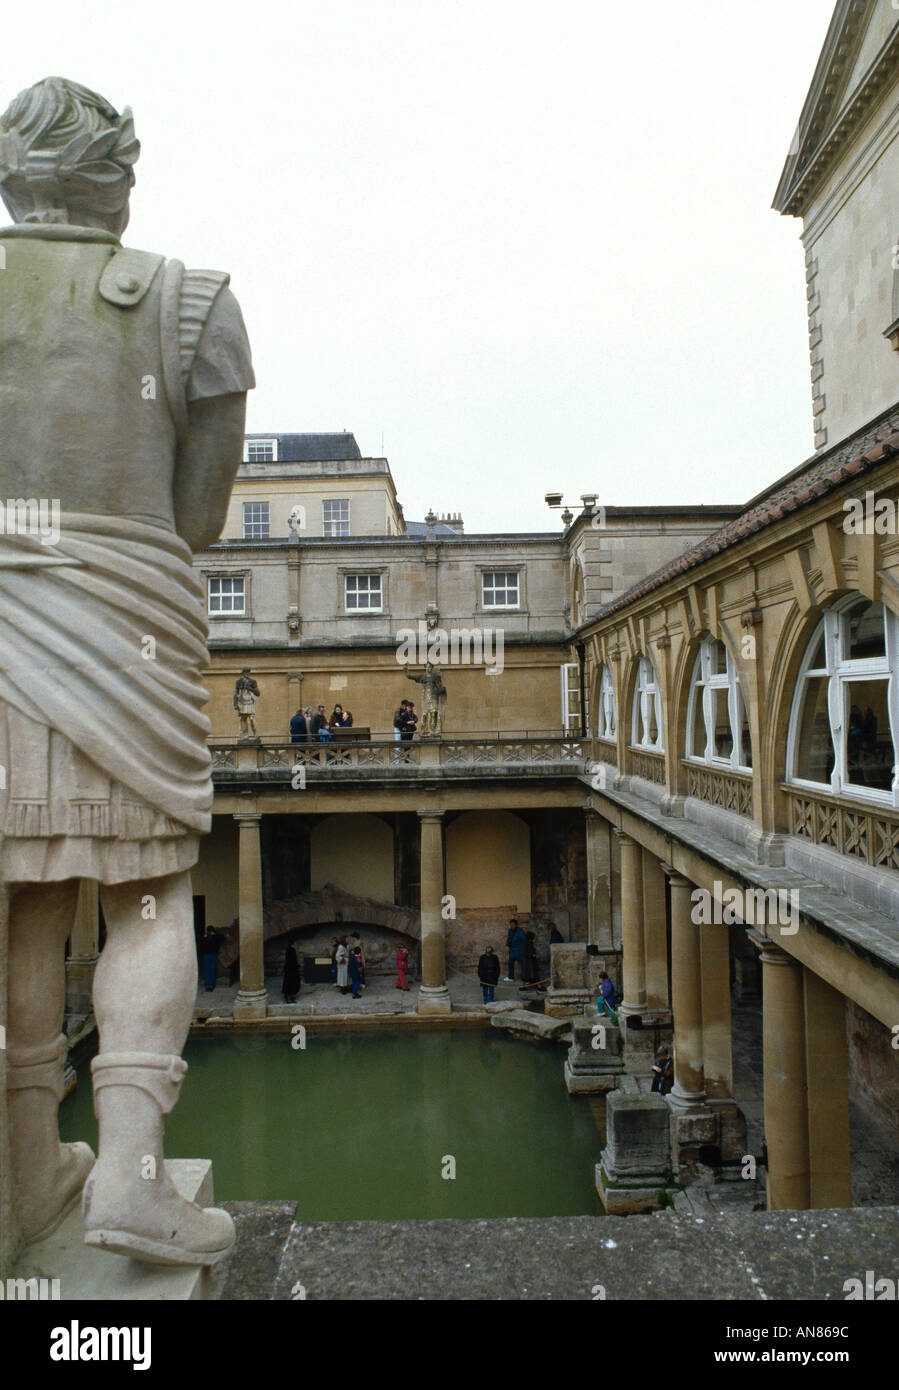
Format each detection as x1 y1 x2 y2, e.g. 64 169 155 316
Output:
667 1083 708 1113
234 988 268 1021
417 985 452 1016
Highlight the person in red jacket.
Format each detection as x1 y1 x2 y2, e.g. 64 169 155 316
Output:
396 945 410 991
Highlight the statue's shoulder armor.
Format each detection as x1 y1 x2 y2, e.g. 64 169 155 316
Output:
97 247 165 308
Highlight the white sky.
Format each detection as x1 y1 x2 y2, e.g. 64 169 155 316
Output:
5 0 836 533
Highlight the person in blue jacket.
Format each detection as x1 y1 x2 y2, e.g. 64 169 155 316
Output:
504 919 526 982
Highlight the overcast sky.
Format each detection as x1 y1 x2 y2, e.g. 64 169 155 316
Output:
6 0 836 533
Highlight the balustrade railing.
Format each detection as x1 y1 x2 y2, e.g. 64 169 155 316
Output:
685 762 753 818
786 786 899 871
210 733 594 775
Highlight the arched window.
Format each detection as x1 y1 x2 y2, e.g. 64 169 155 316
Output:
686 635 752 771
631 656 664 752
787 596 899 806
597 666 616 741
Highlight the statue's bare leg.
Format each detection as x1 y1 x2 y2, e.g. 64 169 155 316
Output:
82 868 234 1265
7 880 95 1243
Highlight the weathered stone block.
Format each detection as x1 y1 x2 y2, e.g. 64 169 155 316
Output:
602 1091 671 1184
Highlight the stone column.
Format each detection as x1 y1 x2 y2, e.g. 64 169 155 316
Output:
417 810 451 1015
66 878 100 1018
585 811 613 950
641 851 669 1015
699 919 733 1099
755 936 809 1210
666 870 705 1109
287 673 303 716
234 812 268 1020
803 967 851 1208
616 832 645 1012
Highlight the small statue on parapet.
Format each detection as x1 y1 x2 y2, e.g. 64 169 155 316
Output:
234 667 261 742
404 660 446 738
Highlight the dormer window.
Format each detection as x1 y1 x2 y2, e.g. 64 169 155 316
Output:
245 438 278 463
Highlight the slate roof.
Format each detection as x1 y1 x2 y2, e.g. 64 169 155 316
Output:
404 520 461 537
589 405 899 624
245 433 363 462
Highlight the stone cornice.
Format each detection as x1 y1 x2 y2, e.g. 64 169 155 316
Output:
774 2 899 217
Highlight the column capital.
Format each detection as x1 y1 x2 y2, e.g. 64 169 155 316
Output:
661 863 691 888
612 828 634 846
747 929 797 967
417 808 445 822
233 811 262 826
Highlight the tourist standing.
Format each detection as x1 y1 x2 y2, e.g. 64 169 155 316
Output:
401 702 418 741
349 946 364 1000
335 938 349 993
396 944 410 990
522 930 539 985
201 925 222 992
289 708 308 743
329 936 339 984
330 703 351 730
504 918 525 981
311 704 332 742
478 944 500 1003
350 931 366 985
282 943 300 1003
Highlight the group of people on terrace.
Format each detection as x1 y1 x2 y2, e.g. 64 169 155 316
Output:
290 704 354 742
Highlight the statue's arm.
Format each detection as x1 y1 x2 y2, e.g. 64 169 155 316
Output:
406 670 423 685
173 392 247 551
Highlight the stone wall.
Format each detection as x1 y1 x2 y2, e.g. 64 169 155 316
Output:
847 999 899 1143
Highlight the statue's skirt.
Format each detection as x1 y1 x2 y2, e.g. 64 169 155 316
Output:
0 514 212 885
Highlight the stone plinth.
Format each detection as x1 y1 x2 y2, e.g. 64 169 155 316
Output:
617 1006 673 1075
15 1160 219 1300
596 1091 673 1214
545 943 593 1018
564 1011 625 1094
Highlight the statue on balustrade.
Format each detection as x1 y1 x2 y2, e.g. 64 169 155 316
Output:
404 660 447 737
234 667 261 742
0 76 254 1272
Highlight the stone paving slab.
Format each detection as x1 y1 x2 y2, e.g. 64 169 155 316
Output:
209 1202 297 1301
216 1206 899 1301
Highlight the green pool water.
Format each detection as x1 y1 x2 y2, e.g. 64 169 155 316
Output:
60 1030 604 1219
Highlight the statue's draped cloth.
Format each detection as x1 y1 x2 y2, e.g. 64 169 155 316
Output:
0 515 212 883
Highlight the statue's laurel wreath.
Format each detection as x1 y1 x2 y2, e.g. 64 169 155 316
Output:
0 77 139 216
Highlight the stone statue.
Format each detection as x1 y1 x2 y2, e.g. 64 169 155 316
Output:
404 660 447 737
233 667 260 741
0 77 254 1271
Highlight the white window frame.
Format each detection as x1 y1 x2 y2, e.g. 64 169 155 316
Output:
344 573 383 613
597 665 616 741
323 499 350 537
630 655 664 753
685 635 751 772
244 438 278 463
482 570 520 610
208 574 247 616
242 501 270 540
561 662 580 732
786 597 899 807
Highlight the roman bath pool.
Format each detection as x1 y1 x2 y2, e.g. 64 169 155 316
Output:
60 1029 604 1219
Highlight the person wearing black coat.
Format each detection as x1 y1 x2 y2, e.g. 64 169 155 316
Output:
477 945 501 1003
290 708 307 743
282 943 301 1002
